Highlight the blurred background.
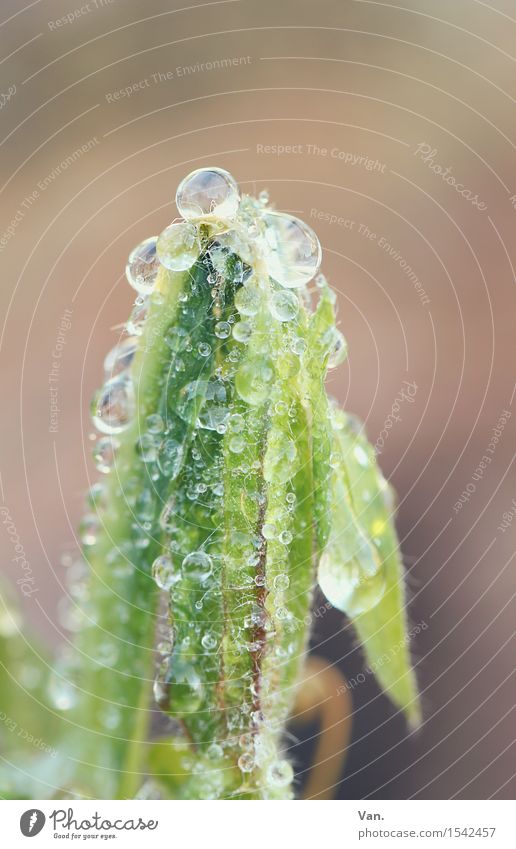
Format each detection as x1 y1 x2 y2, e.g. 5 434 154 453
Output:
0 0 515 799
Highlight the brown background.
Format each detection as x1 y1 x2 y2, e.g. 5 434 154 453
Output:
0 0 515 799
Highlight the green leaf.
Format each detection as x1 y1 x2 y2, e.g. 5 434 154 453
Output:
319 408 421 727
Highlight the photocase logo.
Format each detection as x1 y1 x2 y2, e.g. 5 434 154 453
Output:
20 809 46 837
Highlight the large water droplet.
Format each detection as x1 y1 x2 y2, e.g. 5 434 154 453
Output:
318 547 385 616
152 555 177 590
235 358 274 406
104 337 138 379
232 320 253 344
273 574 290 591
157 221 201 271
235 283 261 316
214 320 231 339
263 211 321 288
201 632 218 651
162 648 205 715
126 237 160 295
91 375 135 434
182 550 213 582
176 167 240 222
270 290 299 322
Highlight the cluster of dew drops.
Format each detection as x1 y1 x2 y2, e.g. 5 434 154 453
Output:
77 168 348 792
89 167 345 454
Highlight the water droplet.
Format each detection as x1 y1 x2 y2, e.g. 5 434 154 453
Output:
228 434 245 454
126 298 149 336
157 221 201 271
228 413 245 433
318 546 385 617
263 211 321 288
166 648 205 714
238 752 255 773
270 290 299 322
235 358 274 406
235 284 261 317
97 642 119 667
329 451 342 469
136 433 157 463
214 320 231 339
198 341 211 357
157 638 173 657
232 320 252 344
290 336 307 356
181 550 213 582
279 530 292 545
146 413 164 433
104 337 138 379
207 742 224 760
152 661 171 710
258 189 269 206
91 375 135 435
152 555 177 590
327 329 348 369
157 439 184 479
176 167 240 221
126 237 160 295
286 492 296 505
273 574 290 591
198 405 229 431
201 632 218 650
267 760 293 787
277 352 300 379
262 523 276 540
92 436 119 473
239 733 254 749
79 513 100 546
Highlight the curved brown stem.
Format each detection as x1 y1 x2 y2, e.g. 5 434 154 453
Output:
292 655 353 800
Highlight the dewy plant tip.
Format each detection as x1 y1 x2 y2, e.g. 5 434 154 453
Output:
1 167 420 801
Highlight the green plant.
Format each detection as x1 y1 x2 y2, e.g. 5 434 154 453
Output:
0 168 420 800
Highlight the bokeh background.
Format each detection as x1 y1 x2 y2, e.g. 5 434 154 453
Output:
1 0 515 799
